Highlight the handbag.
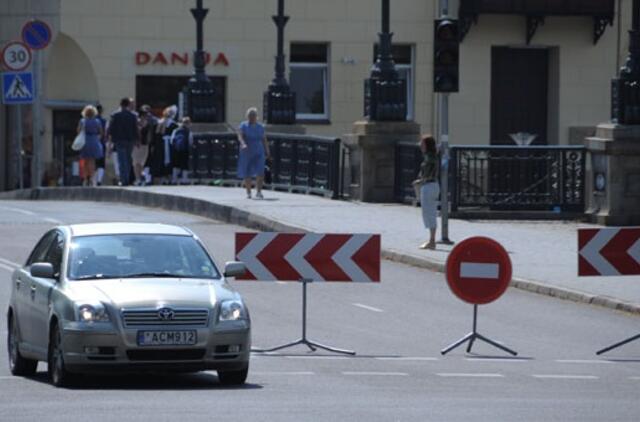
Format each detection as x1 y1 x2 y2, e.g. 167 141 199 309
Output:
71 131 86 151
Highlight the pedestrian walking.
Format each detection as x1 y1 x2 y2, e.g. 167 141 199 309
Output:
133 104 155 186
237 107 271 199
170 117 194 185
76 105 104 187
414 135 440 250
95 104 108 186
107 97 139 186
149 106 178 185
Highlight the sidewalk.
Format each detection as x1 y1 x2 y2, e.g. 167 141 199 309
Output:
3 185 639 314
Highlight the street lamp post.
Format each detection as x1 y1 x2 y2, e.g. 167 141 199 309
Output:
263 0 296 124
183 0 217 123
365 0 407 121
612 0 640 124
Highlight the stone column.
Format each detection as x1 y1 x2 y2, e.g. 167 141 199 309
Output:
585 124 640 226
344 121 420 203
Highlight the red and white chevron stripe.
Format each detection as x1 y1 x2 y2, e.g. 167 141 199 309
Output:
578 228 640 276
235 233 381 282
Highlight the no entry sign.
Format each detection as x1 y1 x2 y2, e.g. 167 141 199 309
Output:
445 237 512 305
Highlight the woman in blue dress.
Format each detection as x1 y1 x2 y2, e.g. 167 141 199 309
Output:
237 107 271 199
77 105 104 186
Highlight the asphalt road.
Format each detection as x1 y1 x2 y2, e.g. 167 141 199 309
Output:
0 200 639 422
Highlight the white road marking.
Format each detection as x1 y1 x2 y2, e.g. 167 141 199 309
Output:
532 374 599 380
629 376 640 380
376 357 439 361
0 205 62 224
252 371 315 376
460 262 500 279
0 263 15 272
0 206 35 216
0 257 20 268
285 356 349 360
466 358 527 363
343 371 408 376
555 360 613 365
437 373 504 378
353 303 384 313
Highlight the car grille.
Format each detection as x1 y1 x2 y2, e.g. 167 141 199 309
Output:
127 349 206 361
121 309 210 327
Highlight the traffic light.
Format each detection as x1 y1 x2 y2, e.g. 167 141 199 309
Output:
433 19 460 93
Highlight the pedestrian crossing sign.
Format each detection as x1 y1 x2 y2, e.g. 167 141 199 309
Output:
2 72 34 104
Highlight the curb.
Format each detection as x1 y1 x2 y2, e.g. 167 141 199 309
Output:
2 187 639 317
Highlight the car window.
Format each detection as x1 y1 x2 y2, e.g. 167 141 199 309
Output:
26 231 57 266
67 234 220 280
43 232 64 277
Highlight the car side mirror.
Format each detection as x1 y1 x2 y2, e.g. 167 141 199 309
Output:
31 262 55 279
223 261 246 278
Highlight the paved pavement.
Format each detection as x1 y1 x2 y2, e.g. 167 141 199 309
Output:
0 201 639 421
127 185 640 310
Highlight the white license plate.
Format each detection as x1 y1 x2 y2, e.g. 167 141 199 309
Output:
137 330 197 346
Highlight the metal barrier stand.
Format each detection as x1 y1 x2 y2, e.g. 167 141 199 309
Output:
254 279 356 355
597 333 640 355
441 305 517 356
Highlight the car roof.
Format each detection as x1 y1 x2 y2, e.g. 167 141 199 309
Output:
68 223 192 238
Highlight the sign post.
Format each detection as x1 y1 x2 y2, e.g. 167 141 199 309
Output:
21 19 52 188
578 228 640 355
235 232 381 355
441 236 517 356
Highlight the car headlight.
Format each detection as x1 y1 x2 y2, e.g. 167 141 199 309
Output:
77 304 110 323
218 300 247 322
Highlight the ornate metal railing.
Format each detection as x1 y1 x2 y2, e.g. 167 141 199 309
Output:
190 132 342 198
394 143 586 213
450 146 586 212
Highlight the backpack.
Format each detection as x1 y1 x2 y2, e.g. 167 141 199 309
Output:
172 128 189 152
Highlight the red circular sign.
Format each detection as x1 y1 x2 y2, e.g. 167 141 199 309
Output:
1 41 32 71
446 237 512 305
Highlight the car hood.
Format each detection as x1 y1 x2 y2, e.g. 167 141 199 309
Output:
66 278 239 309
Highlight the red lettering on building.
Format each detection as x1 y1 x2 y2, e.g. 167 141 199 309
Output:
135 52 151 65
214 53 229 67
152 52 168 65
135 52 230 67
171 52 189 65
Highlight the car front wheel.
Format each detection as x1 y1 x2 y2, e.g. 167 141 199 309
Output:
217 367 248 386
48 323 73 387
7 316 37 376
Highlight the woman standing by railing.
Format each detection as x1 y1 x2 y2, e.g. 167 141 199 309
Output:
414 135 440 250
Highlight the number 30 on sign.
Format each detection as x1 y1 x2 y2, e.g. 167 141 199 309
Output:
1 41 32 72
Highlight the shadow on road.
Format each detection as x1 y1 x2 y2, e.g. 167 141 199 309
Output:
24 371 263 391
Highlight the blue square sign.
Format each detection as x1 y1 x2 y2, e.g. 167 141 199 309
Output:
2 72 34 105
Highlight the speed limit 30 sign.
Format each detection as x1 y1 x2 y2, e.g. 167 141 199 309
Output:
1 41 32 72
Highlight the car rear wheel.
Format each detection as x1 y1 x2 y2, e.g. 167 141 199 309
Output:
7 316 37 376
48 323 73 387
217 367 248 386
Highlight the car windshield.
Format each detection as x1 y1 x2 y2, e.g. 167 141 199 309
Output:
67 234 220 280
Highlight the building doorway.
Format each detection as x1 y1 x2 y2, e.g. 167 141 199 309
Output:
491 47 549 146
53 109 82 186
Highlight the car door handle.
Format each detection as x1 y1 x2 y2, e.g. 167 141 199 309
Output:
30 285 36 300
15 278 22 290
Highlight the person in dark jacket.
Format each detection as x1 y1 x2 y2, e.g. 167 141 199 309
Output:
108 97 139 186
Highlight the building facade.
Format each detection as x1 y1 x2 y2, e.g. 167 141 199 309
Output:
0 0 633 189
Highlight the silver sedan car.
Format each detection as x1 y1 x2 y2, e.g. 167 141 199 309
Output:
6 223 251 387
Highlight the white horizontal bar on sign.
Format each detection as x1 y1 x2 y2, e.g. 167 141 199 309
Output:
460 263 500 279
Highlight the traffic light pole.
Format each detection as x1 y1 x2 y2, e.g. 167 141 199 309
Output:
438 0 454 245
